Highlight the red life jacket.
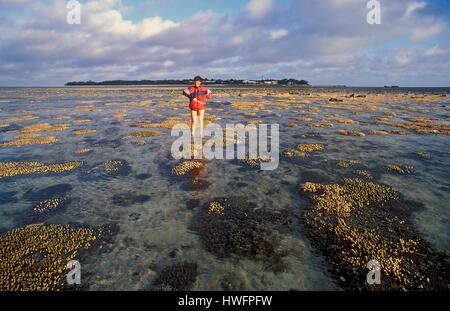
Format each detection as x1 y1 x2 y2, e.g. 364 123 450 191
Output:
182 85 212 111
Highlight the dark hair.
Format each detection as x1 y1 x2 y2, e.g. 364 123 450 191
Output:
194 76 203 82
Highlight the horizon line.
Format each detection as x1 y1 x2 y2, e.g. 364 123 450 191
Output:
1 85 449 88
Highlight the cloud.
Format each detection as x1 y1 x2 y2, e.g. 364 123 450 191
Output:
0 0 33 8
269 29 288 40
245 0 274 20
0 0 449 86
424 45 446 57
409 21 446 41
404 2 427 18
83 1 178 38
162 60 174 67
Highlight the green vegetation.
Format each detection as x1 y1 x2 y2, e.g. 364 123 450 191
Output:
65 78 309 86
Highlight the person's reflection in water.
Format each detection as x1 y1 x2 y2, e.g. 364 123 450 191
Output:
185 136 209 192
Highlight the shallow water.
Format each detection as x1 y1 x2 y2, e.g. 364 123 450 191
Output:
0 85 449 290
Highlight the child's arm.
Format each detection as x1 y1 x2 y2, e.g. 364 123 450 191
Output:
182 88 190 98
206 89 212 99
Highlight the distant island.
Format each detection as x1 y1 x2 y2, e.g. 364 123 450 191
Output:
64 78 310 86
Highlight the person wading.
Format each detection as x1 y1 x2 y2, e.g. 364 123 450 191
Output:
182 76 213 137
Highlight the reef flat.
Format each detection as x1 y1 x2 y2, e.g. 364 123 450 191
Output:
0 85 448 291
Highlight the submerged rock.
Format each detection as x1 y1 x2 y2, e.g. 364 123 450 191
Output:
416 152 430 159
0 223 118 291
354 170 373 180
172 161 202 176
180 177 211 192
190 196 292 272
186 199 200 210
386 164 413 174
128 213 141 221
81 159 131 180
22 184 73 224
171 159 210 192
336 130 366 137
0 136 61 147
221 272 248 291
122 130 160 140
23 183 72 201
26 197 71 224
239 155 272 167
337 160 358 168
0 162 82 179
285 144 324 158
297 178 450 290
135 173 152 180
151 261 198 291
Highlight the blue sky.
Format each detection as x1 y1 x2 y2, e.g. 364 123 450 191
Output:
120 0 297 22
0 0 449 86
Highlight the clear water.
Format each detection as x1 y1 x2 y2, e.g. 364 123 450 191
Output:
0 86 448 290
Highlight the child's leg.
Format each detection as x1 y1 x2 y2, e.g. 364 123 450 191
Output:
198 109 205 136
190 110 197 135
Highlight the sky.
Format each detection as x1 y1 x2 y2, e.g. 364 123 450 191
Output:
0 0 449 87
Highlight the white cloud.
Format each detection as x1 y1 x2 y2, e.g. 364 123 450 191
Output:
83 1 178 38
269 29 288 40
393 53 412 66
424 45 446 57
246 0 274 20
231 35 245 45
137 16 178 39
410 22 446 41
404 2 427 18
163 60 174 67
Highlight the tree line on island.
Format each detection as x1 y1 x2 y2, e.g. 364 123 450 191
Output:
64 78 309 86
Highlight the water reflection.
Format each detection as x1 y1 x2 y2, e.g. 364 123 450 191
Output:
184 137 209 193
